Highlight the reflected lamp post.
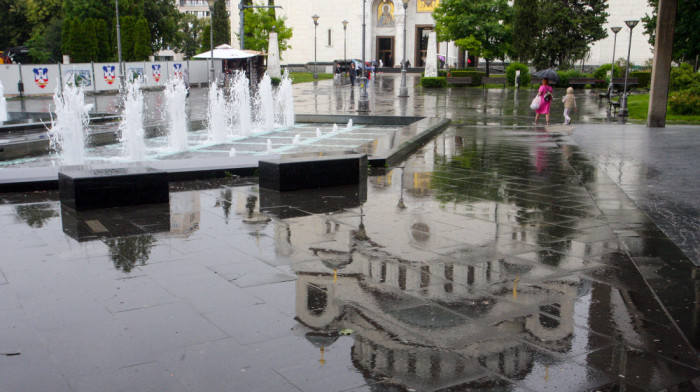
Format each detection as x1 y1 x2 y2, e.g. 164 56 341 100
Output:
619 20 639 117
312 15 320 79
608 26 622 90
398 0 409 97
358 0 370 112
207 0 216 84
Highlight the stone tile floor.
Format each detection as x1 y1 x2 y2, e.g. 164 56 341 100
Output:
1 74 699 391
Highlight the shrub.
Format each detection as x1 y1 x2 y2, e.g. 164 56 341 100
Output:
270 77 281 86
630 71 651 89
449 70 485 86
420 77 447 88
506 63 531 87
669 89 700 115
670 63 700 92
593 64 622 87
420 70 448 77
556 69 585 89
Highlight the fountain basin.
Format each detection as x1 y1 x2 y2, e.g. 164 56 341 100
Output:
259 154 367 192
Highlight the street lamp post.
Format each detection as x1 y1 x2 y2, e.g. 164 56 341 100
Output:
619 20 639 117
115 0 124 92
398 0 409 97
207 0 216 85
358 0 370 112
342 20 348 68
312 15 320 79
608 27 622 89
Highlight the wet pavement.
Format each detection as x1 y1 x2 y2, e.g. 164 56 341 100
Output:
1 74 700 391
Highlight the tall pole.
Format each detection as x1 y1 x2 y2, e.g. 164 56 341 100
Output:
619 20 638 117
343 21 348 68
209 2 215 85
239 2 245 50
358 0 370 112
115 0 124 92
312 15 319 79
398 0 409 97
609 27 621 91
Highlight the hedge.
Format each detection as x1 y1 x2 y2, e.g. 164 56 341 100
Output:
420 77 447 88
421 70 448 77
556 69 587 89
506 63 531 86
669 84 700 115
449 70 485 86
670 64 700 92
270 77 281 86
593 64 622 86
630 71 651 89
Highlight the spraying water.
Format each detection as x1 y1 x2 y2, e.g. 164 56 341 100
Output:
266 138 273 153
254 74 275 132
332 124 338 133
347 119 353 129
164 78 189 152
316 128 322 138
48 83 92 165
119 79 146 161
229 147 236 157
275 70 294 128
208 82 228 143
292 134 301 145
231 71 252 137
0 81 7 122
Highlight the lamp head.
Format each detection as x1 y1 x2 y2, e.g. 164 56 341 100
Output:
402 0 409 8
312 15 320 26
206 0 216 9
625 20 639 29
611 26 622 34
342 20 348 29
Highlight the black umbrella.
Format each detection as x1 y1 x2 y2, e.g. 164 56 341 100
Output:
533 68 559 83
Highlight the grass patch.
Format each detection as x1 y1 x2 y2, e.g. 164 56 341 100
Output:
626 94 700 124
289 72 334 84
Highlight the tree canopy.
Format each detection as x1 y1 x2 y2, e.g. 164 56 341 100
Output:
212 0 231 47
240 7 293 56
642 0 700 64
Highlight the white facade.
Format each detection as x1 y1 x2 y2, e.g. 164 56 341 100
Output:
228 0 655 68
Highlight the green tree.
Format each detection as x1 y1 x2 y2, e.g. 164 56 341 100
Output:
28 16 64 63
212 0 231 47
95 19 112 61
512 0 538 63
175 13 205 59
120 15 137 61
240 7 293 55
0 0 32 50
201 23 212 54
26 0 63 27
70 18 97 62
62 18 74 56
433 0 513 76
533 0 608 69
132 18 152 61
642 0 700 64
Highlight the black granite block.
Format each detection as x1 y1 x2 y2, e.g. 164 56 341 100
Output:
59 165 169 210
258 154 367 192
259 182 367 219
61 204 170 242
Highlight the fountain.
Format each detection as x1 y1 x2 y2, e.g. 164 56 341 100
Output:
164 78 189 152
119 79 146 161
316 128 322 138
48 83 92 165
275 70 294 128
231 71 252 137
0 81 7 123
266 138 273 153
347 119 353 129
332 124 339 133
208 81 229 143
292 134 301 145
254 74 275 133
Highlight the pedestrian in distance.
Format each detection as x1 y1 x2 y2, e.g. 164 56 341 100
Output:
334 62 342 86
349 62 356 86
533 78 553 126
562 87 577 125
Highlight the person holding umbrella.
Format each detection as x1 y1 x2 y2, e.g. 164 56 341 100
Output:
532 69 557 126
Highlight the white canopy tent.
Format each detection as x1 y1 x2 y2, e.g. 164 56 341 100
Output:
193 44 262 60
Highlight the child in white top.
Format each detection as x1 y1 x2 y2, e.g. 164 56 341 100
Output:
562 87 577 125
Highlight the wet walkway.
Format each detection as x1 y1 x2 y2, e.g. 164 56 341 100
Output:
1 74 699 391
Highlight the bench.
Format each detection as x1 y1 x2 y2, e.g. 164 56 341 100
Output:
611 77 638 87
446 77 472 86
481 77 507 88
568 77 598 86
531 77 542 86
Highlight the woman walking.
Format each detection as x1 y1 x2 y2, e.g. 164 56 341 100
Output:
533 78 554 126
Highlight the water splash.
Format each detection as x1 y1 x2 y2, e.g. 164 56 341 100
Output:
0 81 7 122
332 124 338 133
292 134 301 145
208 82 228 143
164 78 189 152
254 74 275 132
119 79 146 161
266 138 273 153
229 147 236 157
48 83 92 165
347 119 353 129
231 71 251 137
316 128 322 138
275 70 294 128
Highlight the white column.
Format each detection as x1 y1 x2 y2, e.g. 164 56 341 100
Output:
267 32 281 78
424 31 438 77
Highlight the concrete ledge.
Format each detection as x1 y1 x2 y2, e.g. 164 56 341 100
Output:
58 164 169 210
259 154 368 192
